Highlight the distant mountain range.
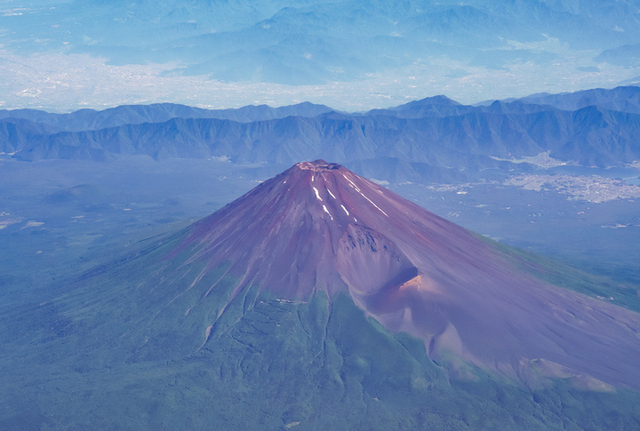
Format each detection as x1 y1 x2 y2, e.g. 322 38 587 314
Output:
0 102 334 132
2 86 640 181
514 86 640 113
4 0 640 111
8 0 640 87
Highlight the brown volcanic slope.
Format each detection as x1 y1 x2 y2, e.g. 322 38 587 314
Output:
169 160 640 390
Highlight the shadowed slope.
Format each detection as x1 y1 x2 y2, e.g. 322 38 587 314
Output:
166 160 640 390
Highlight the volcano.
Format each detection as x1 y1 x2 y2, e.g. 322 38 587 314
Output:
4 160 640 430
158 159 640 390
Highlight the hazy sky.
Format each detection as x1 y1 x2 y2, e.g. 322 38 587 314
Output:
1 0 639 112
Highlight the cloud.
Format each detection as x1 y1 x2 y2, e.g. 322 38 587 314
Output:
0 49 638 112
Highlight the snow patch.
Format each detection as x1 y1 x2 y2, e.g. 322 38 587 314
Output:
322 205 333 220
341 204 350 216
204 325 213 342
357 190 389 217
327 188 336 199
313 187 323 201
343 174 361 192
341 173 388 216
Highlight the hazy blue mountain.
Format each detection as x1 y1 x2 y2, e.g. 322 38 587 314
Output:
364 96 560 118
7 104 640 176
0 119 60 154
5 0 640 90
517 86 640 114
126 0 640 85
4 86 640 184
0 102 333 131
362 95 470 118
596 43 640 67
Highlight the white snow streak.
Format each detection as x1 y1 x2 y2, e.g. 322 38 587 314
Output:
313 187 323 201
343 174 361 191
342 174 388 217
360 191 389 217
327 188 336 199
341 204 350 216
323 205 334 220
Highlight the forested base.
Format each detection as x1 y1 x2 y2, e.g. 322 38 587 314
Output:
2 291 639 431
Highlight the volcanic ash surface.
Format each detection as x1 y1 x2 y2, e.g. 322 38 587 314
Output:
169 160 640 390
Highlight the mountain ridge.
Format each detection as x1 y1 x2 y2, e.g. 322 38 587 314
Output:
0 101 334 132
6 105 640 171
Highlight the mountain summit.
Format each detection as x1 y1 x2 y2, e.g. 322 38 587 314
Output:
163 160 640 390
